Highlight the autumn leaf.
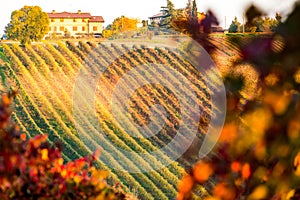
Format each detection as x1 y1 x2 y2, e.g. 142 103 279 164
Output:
1 93 11 106
213 182 236 200
294 152 300 176
91 169 108 181
219 122 238 143
248 185 268 200
231 161 241 173
242 163 251 179
20 133 26 141
40 149 49 161
177 174 194 198
193 161 214 183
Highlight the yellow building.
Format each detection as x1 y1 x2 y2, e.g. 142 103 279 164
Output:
46 10 104 38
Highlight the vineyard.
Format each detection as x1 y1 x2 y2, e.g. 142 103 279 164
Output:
0 36 244 199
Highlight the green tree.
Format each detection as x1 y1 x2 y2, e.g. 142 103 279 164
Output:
228 17 241 33
191 0 198 21
186 0 198 21
5 6 49 45
160 0 176 28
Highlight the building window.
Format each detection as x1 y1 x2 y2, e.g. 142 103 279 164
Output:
82 26 85 31
51 19 54 22
82 19 85 22
73 18 77 22
54 27 57 32
60 19 64 22
73 26 78 31
93 26 98 31
60 26 64 31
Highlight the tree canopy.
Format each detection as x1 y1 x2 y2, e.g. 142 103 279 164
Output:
111 16 138 33
103 16 138 38
5 6 49 45
228 17 241 33
159 0 176 28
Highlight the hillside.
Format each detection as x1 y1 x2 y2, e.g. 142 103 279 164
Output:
0 36 245 199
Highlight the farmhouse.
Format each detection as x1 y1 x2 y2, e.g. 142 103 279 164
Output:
46 10 104 37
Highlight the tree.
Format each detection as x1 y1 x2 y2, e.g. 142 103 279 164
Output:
262 17 279 32
185 0 198 22
159 0 176 28
102 29 113 38
166 0 176 17
109 16 138 37
191 0 198 22
5 6 49 45
228 17 241 33
171 0 199 35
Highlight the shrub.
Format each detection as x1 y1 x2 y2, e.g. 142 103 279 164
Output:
0 91 127 199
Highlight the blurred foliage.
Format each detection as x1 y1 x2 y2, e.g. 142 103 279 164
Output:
178 2 300 200
0 91 128 199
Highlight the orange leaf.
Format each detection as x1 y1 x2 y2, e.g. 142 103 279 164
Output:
178 175 194 194
231 161 241 173
219 122 238 143
193 161 213 183
2 93 11 106
213 182 236 200
20 133 26 141
242 163 251 179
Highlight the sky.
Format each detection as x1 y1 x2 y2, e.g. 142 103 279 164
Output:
0 0 298 35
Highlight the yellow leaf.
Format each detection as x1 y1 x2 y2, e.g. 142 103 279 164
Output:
247 185 268 200
74 175 82 184
57 158 64 165
286 189 295 199
40 149 48 161
294 152 300 176
61 169 67 178
92 170 108 180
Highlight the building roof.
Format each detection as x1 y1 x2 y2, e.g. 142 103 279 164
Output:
48 11 91 18
89 16 105 22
